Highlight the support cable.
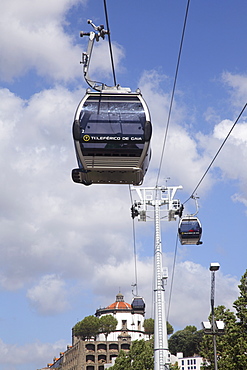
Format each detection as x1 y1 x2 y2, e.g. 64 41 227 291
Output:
183 102 247 204
103 0 117 86
156 0 191 187
167 233 179 322
129 185 139 296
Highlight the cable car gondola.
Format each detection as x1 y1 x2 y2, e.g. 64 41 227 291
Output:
178 216 202 245
71 20 152 186
72 88 152 185
131 296 145 312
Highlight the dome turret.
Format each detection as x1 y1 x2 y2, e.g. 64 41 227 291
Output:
96 293 131 316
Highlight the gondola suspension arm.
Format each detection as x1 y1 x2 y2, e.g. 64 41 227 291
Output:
80 20 109 90
190 195 199 217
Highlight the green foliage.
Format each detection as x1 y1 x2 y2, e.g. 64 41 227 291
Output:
167 321 174 335
168 325 203 357
143 318 154 338
73 315 100 340
143 318 173 338
200 269 247 370
170 363 180 370
233 270 247 329
99 314 118 339
73 314 118 341
111 339 154 370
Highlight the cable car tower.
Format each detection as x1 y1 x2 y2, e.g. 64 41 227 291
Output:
131 185 183 370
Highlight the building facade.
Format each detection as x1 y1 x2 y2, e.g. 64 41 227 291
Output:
174 352 203 370
95 292 147 342
41 293 148 370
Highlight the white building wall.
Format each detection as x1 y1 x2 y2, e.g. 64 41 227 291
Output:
177 355 203 370
96 311 147 341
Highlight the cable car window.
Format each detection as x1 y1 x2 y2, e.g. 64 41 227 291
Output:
180 220 200 233
79 98 146 138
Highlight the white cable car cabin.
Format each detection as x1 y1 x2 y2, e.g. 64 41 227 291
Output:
178 216 202 245
72 89 152 186
131 297 145 312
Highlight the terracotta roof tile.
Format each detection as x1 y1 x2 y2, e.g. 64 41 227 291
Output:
107 301 131 310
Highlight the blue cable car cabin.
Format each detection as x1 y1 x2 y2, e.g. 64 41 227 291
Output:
178 216 202 245
71 89 152 185
131 297 145 312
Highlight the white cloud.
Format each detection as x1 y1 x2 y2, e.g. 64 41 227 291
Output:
167 260 238 328
0 69 245 331
138 70 214 194
0 2 246 368
89 254 239 329
89 41 126 83
0 0 125 83
195 117 247 187
222 71 247 107
0 337 66 368
27 274 70 315
0 86 137 290
0 67 246 297
213 119 247 144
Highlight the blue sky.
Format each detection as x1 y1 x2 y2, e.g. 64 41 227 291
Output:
1 0 247 369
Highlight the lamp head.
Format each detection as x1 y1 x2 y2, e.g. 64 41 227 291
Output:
210 262 220 271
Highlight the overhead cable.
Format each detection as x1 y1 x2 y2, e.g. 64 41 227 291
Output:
156 0 191 187
167 233 179 322
103 0 117 86
183 102 247 204
129 185 139 296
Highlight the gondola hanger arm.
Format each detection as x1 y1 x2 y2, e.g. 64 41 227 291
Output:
190 195 199 216
80 20 109 91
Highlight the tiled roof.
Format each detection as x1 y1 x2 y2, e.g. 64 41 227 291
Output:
95 293 132 316
106 301 131 310
106 293 131 310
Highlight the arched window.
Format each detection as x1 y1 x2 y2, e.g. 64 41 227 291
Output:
86 343 95 352
86 355 95 363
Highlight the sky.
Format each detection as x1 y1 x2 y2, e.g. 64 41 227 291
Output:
1 0 247 369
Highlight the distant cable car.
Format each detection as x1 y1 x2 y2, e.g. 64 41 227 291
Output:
178 216 202 245
72 89 152 185
131 296 145 312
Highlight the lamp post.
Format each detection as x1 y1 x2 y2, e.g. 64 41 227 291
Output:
210 262 220 370
202 263 224 370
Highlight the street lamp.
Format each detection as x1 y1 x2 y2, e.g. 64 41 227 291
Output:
210 262 220 272
202 262 224 370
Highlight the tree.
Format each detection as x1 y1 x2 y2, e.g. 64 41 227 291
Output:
144 318 174 338
200 270 247 370
231 270 247 369
144 318 154 338
168 325 203 357
167 321 174 335
73 315 100 340
200 305 243 370
233 269 247 329
111 339 154 370
99 314 118 340
170 363 180 370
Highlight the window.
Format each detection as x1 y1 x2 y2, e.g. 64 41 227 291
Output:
122 320 127 330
